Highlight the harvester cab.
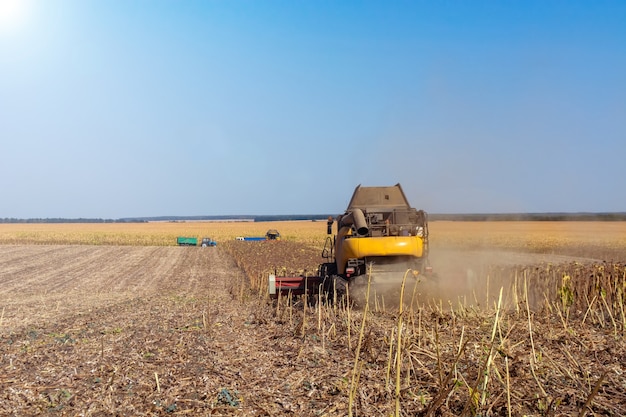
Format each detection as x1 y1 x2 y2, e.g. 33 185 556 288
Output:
269 184 431 301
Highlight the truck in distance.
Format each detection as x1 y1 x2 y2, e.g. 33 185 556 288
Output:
177 237 198 246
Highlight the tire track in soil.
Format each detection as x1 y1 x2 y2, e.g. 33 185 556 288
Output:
0 246 239 332
0 246 90 294
0 245 315 416
1 245 346 416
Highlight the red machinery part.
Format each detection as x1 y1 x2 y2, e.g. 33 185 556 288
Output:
268 274 323 297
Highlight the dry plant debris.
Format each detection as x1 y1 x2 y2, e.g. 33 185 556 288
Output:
0 222 625 416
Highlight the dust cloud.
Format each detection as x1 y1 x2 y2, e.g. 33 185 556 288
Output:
349 248 593 311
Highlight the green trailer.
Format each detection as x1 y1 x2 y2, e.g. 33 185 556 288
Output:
176 237 198 246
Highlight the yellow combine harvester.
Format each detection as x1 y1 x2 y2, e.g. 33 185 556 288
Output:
270 184 431 301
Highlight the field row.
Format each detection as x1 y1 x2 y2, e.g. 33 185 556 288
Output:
1 221 626 255
1 232 625 415
221 239 626 415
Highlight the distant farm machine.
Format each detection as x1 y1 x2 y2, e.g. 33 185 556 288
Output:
176 237 217 247
236 229 281 241
269 184 431 300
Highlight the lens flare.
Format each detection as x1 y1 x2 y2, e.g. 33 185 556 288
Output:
0 0 30 35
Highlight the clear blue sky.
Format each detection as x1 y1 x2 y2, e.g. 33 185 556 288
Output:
1 0 624 218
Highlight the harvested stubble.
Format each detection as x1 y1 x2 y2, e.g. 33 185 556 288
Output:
261 264 626 416
1 221 625 415
222 225 626 416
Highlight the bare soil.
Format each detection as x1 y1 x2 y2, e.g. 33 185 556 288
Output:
1 245 290 415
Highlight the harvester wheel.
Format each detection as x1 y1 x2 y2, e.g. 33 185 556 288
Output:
322 275 349 305
321 275 335 304
318 262 338 304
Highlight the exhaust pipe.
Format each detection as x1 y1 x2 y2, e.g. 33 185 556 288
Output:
340 208 368 236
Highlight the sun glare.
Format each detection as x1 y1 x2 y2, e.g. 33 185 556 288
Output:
0 0 30 35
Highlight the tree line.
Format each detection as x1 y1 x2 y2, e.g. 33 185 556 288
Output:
2 213 626 224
